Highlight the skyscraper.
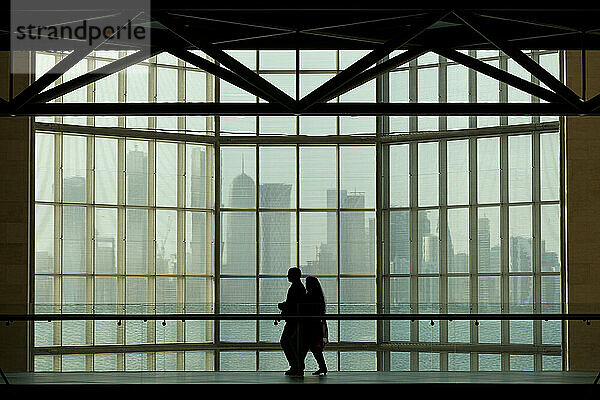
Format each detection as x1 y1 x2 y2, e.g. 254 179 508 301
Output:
390 211 410 273
62 176 86 273
126 146 148 275
259 183 292 274
329 189 369 274
224 160 255 272
189 147 207 274
478 217 491 272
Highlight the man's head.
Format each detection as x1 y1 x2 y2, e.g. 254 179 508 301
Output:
287 267 301 282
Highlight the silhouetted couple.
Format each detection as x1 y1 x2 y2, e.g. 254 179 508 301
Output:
277 267 328 377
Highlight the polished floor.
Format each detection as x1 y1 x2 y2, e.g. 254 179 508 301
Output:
3 370 599 385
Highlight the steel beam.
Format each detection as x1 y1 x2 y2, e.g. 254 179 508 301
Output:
11 45 92 109
434 48 565 105
2 313 599 321
297 10 452 110
168 48 278 103
154 12 298 111
321 46 428 102
8 101 584 116
31 47 163 104
454 10 585 111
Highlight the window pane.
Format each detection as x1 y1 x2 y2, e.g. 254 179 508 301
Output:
35 204 54 274
478 207 500 273
126 140 149 206
390 210 410 274
220 278 256 342
259 146 296 209
36 133 54 202
418 142 438 207
156 210 177 275
221 211 256 275
418 209 439 274
509 135 532 202
156 142 178 207
62 205 86 274
156 67 178 130
447 208 469 274
95 137 117 205
477 137 500 204
260 50 295 70
300 212 336 276
447 139 469 205
95 208 117 274
63 135 87 203
259 212 296 275
300 146 336 209
300 50 336 70
509 205 532 273
126 209 148 275
390 277 410 341
340 211 376 275
390 144 409 207
340 278 376 342
418 67 438 131
541 204 561 273
477 59 499 128
186 144 210 209
541 132 560 201
479 276 500 313
340 146 375 209
221 146 256 209
186 211 211 275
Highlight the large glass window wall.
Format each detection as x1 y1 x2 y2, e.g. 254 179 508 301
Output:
33 49 563 372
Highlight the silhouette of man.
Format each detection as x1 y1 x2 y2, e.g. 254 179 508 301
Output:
278 267 307 376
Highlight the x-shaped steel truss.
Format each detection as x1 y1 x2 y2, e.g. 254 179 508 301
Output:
3 9 600 116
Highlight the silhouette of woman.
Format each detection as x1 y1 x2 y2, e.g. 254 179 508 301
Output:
304 276 327 375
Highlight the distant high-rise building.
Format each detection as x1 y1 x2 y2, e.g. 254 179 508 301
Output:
126 146 148 205
259 183 292 273
62 176 86 272
95 236 116 272
224 161 255 272
189 148 207 274
510 236 532 273
390 211 410 272
126 147 148 274
418 212 438 273
330 190 368 274
478 217 491 272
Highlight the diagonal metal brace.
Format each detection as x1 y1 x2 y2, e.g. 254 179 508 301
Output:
298 9 452 111
454 10 584 112
154 12 298 112
435 48 564 104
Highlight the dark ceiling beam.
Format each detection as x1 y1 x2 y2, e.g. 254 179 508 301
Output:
434 48 565 105
297 9 452 111
154 12 298 111
167 48 276 102
11 45 91 109
8 101 581 116
317 46 428 103
31 47 163 104
454 10 585 112
164 11 295 33
584 93 600 112
298 12 428 33
300 31 385 45
12 12 146 109
472 12 582 34
212 31 295 46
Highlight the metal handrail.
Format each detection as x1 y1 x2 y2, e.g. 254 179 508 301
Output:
1 313 599 322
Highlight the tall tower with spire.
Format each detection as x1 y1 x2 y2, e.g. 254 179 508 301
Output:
224 157 256 273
